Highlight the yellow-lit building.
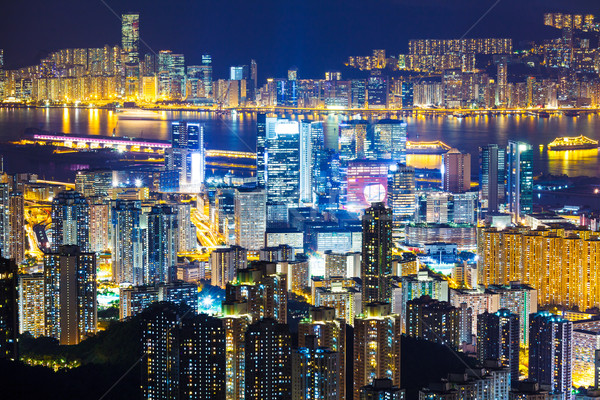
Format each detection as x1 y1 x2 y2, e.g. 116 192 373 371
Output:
220 302 252 400
477 226 600 311
19 273 45 337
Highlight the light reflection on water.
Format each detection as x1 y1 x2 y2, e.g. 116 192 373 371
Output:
0 107 599 176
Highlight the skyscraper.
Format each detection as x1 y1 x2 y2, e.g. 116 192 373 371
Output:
256 114 276 188
89 199 110 253
361 202 393 308
234 188 267 251
146 205 178 284
443 148 471 193
121 13 140 97
51 190 90 252
299 121 313 204
111 200 145 285
0 183 9 258
142 303 226 400
479 144 506 214
477 309 520 387
353 303 401 400
298 307 346 400
0 256 18 360
292 335 339 400
167 121 205 191
44 245 96 345
221 302 252 400
529 311 573 396
9 191 25 264
266 119 301 205
387 163 416 236
245 318 292 400
405 296 460 348
210 246 247 288
373 119 407 163
19 273 45 337
507 141 533 221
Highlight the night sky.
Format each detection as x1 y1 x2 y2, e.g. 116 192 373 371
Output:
2 0 600 80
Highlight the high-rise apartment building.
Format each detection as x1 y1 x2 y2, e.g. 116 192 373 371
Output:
226 262 287 324
507 141 533 221
479 144 506 214
44 245 96 345
210 246 247 288
361 203 393 308
245 318 293 400
51 190 90 252
111 200 145 285
120 285 158 319
9 192 25 264
353 303 401 400
89 199 110 253
234 188 267 251
443 148 471 193
298 307 346 400
477 309 520 387
175 202 195 252
360 379 404 400
529 312 573 397
121 13 140 97
0 183 9 257
146 205 178 283
0 256 18 360
18 273 45 337
293 335 339 400
220 301 253 400
405 295 460 348
142 303 226 400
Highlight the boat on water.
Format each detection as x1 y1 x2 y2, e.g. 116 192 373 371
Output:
562 110 580 117
116 107 163 120
548 135 598 151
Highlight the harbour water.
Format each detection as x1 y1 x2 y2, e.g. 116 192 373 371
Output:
1 107 599 177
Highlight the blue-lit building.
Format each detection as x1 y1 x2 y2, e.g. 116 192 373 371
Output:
367 73 388 108
111 200 145 286
276 79 298 107
164 121 205 192
147 205 178 284
158 281 199 314
528 311 573 397
479 144 506 214
507 141 533 221
51 190 90 252
292 335 339 400
387 164 416 234
265 119 301 205
373 119 407 163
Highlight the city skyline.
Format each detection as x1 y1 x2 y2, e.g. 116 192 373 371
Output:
2 0 600 79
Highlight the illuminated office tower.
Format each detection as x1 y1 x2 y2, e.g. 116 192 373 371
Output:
51 190 90 252
351 79 367 109
146 205 178 284
361 202 393 308
292 335 339 400
310 121 327 199
265 119 301 205
221 302 252 400
479 144 506 214
507 141 533 221
298 307 346 400
442 148 471 193
360 379 404 400
230 65 248 81
299 121 313 204
89 199 110 253
210 246 247 288
158 50 186 100
250 59 258 100
44 245 96 345
256 114 268 188
18 273 45 337
528 312 573 397
234 188 267 251
119 285 158 319
353 303 401 400
373 119 407 162
477 309 520 387
339 120 370 160
0 256 18 360
142 303 226 400
8 192 25 264
169 121 205 189
0 183 9 257
245 318 292 400
121 13 140 97
387 164 416 234
111 200 145 286
367 73 388 109
496 56 508 106
201 54 213 97
175 202 195 252
226 262 287 324
75 169 112 198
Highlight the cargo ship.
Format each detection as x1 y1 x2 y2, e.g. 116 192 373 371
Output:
548 135 598 150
